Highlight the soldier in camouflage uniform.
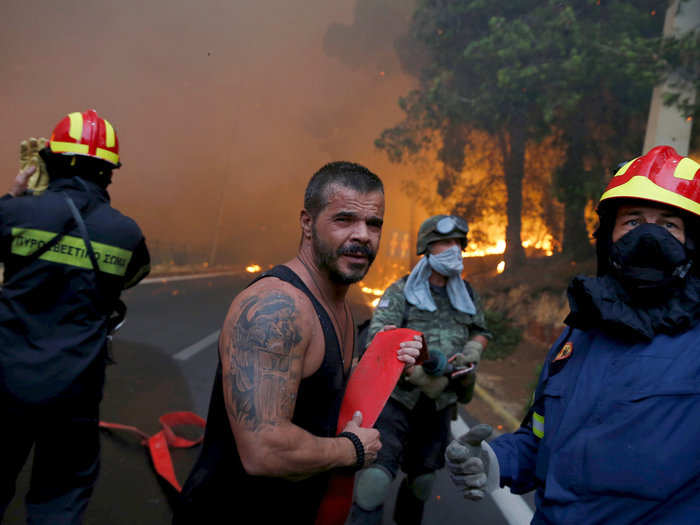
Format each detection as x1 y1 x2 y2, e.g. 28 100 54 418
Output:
348 215 491 525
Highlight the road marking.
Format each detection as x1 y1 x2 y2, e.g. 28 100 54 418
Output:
140 271 238 285
173 330 221 361
450 416 534 525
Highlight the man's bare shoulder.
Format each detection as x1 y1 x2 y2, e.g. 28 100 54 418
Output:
219 276 317 432
223 275 317 351
235 274 307 300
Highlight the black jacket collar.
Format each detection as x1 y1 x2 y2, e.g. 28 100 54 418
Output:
565 273 700 341
47 177 110 204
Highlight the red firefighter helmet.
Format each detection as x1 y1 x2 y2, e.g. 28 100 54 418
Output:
48 109 120 167
599 145 700 217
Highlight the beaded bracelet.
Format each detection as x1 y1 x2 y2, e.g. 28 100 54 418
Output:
338 431 365 470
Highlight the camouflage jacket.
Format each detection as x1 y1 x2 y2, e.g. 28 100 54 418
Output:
367 276 491 411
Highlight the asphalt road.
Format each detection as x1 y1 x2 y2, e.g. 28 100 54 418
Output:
4 272 534 525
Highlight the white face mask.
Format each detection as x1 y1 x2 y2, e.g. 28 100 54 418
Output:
427 245 463 277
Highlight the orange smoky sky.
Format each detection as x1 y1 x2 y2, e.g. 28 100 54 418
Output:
0 0 426 269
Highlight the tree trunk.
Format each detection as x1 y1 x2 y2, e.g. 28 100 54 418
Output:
562 191 594 260
502 125 526 271
559 136 595 260
437 121 466 198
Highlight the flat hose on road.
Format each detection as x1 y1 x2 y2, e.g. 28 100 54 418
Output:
99 411 206 492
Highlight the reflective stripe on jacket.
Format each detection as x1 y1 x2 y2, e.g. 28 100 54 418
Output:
0 177 150 404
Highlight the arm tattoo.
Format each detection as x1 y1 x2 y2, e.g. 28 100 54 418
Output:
225 291 303 431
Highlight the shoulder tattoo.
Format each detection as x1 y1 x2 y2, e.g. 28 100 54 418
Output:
224 291 304 430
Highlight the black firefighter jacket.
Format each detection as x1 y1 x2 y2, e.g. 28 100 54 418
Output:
0 176 150 405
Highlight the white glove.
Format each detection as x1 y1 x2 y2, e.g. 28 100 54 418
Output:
445 424 500 500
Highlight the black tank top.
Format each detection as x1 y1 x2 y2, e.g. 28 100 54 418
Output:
174 265 348 524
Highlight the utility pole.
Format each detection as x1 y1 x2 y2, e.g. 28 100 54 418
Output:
643 0 700 155
209 127 237 267
409 201 417 269
209 173 229 267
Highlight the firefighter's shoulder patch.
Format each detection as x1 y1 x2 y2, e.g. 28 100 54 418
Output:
377 298 390 308
554 341 573 362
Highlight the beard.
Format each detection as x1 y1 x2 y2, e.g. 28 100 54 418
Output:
312 225 376 285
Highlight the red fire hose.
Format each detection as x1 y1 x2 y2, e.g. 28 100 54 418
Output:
315 328 427 525
99 411 205 492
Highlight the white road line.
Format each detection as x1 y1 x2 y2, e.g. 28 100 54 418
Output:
140 271 239 285
450 416 534 525
173 330 221 361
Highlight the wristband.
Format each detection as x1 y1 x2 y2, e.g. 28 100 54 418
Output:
338 431 365 470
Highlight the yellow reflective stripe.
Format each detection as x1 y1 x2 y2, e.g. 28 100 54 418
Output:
123 263 150 289
674 157 700 181
600 175 700 216
96 147 119 165
532 411 544 439
67 112 83 140
104 119 115 148
50 141 89 155
612 158 638 177
11 228 133 277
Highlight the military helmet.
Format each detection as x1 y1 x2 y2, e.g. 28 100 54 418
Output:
416 214 469 255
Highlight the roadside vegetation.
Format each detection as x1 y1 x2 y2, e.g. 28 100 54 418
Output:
475 254 596 418
482 309 522 361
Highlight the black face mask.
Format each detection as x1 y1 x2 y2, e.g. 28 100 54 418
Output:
609 223 692 299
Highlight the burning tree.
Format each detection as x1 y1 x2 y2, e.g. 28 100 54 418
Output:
377 0 699 269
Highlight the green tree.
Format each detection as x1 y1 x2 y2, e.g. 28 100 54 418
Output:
543 1 668 260
378 0 699 266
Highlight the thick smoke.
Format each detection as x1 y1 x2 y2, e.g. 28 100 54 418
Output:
323 0 415 74
1 0 419 269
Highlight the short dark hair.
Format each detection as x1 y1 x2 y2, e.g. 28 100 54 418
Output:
304 161 383 217
40 148 114 189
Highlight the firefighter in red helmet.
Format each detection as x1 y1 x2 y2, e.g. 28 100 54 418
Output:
446 146 700 524
0 109 150 524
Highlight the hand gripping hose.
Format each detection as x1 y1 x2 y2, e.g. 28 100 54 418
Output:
315 328 427 525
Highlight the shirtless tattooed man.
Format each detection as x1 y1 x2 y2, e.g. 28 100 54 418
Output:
174 161 422 524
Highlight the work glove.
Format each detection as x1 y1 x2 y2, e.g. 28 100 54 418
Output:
451 340 483 375
19 137 50 195
445 424 500 500
405 364 449 399
448 340 483 403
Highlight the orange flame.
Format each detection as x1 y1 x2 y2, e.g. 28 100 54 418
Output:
359 275 402 308
246 264 262 273
361 286 385 308
462 240 506 258
463 236 554 258
360 233 554 306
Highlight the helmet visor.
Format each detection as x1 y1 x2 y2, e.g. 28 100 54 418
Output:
436 216 469 235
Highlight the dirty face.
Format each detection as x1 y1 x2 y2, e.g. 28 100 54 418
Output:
311 184 384 284
612 202 686 244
